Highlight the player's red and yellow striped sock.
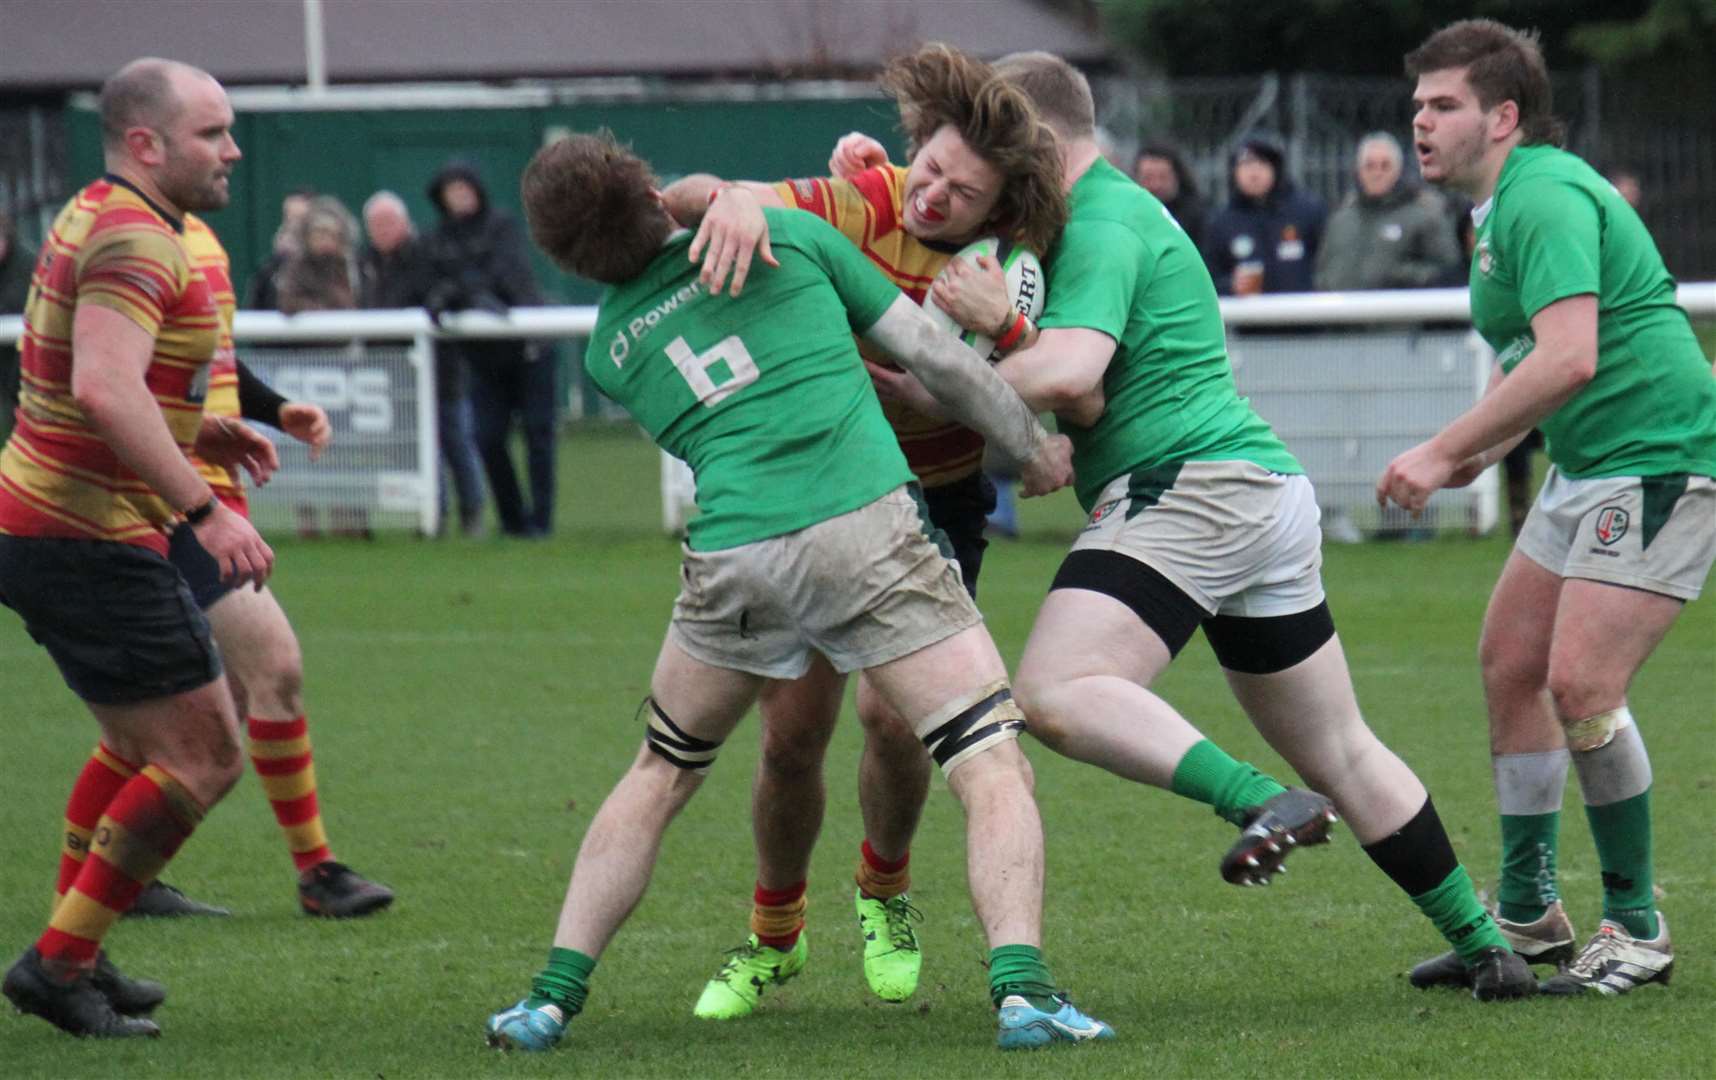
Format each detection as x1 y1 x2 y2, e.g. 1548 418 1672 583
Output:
855 840 910 900
247 716 332 872
52 743 140 916
751 880 807 950
38 765 204 977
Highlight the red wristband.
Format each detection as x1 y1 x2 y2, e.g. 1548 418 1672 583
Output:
994 311 1029 352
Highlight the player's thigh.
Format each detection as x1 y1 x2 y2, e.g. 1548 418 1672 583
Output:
862 622 1009 730
649 631 763 747
757 652 847 770
1017 586 1177 694
205 583 300 685
1479 548 1564 686
90 676 243 798
1222 633 1365 764
1547 578 1684 705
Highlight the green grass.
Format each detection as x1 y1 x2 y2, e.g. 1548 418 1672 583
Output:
2 426 1711 1078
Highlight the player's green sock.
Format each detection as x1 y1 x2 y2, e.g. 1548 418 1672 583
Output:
1413 865 1510 963
1585 789 1658 939
988 944 1057 1011
1170 739 1287 826
528 947 596 1014
1496 811 1559 924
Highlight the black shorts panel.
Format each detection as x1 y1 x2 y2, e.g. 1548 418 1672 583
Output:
923 471 997 599
0 535 221 705
1203 601 1337 675
1049 548 1204 657
169 522 235 611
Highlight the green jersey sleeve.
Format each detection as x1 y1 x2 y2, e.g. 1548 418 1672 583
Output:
768 208 900 334
1506 180 1601 318
1039 217 1144 340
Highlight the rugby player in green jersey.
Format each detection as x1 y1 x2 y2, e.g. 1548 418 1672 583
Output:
851 51 1533 1000
1384 19 1716 997
484 131 1112 1053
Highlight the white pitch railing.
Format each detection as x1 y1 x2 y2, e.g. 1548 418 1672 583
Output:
3 284 1712 537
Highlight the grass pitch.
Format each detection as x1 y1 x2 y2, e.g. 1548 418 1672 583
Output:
1 426 1710 1078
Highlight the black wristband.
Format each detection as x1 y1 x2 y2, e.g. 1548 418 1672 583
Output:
184 496 218 525
236 358 289 428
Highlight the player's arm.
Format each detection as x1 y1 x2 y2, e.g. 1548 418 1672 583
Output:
1378 295 1596 511
70 305 273 585
994 328 1112 428
237 358 331 459
860 295 1071 495
660 175 786 297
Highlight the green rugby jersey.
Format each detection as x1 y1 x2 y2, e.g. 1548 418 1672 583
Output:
1038 158 1300 512
586 209 912 550
1471 144 1716 478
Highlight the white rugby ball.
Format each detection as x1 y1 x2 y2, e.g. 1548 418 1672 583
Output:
921 236 1044 363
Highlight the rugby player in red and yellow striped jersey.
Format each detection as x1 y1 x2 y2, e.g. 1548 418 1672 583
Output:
119 217 395 920
0 58 275 1040
656 43 1065 1017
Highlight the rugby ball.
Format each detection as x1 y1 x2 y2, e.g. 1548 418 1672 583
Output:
921 236 1044 363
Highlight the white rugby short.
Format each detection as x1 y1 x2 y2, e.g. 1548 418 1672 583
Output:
1517 469 1715 600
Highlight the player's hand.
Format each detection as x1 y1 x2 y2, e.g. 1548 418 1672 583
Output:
190 500 275 591
864 359 947 420
1020 433 1074 497
930 255 1012 340
688 185 778 297
279 402 332 461
829 132 889 179
194 415 279 487
1376 438 1460 513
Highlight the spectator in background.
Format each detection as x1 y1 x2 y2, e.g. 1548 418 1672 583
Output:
425 161 555 538
275 195 359 313
0 208 36 446
1203 132 1327 295
1315 132 1463 291
244 186 315 310
1133 142 1206 252
360 190 486 538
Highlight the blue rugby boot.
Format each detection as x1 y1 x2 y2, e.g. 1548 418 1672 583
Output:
485 998 569 1051
996 992 1114 1050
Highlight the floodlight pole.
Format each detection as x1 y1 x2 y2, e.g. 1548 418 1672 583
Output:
304 0 328 95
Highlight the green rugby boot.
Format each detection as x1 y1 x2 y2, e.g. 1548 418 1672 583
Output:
856 889 922 1002
692 933 806 1020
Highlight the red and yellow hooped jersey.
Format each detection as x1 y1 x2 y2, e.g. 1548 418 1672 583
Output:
0 177 221 552
183 213 246 513
774 165 983 489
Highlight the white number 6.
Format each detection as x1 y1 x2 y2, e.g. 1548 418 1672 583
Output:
664 335 759 408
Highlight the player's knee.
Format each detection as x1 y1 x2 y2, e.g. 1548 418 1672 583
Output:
1009 673 1070 749
639 696 723 775
1477 628 1540 690
1545 663 1619 731
917 682 1026 778
855 697 918 755
757 722 827 780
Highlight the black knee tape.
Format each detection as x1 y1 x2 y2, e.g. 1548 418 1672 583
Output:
1049 549 1204 657
919 687 1024 772
640 697 721 773
1203 601 1336 675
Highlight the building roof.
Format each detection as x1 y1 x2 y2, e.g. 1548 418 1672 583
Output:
0 0 1110 90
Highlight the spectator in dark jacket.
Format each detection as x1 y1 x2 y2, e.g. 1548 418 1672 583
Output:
1315 132 1463 291
361 190 486 538
1203 132 1327 295
1133 142 1206 252
0 208 37 446
424 161 555 538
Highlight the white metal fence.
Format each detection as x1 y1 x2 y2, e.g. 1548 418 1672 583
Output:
3 285 1712 537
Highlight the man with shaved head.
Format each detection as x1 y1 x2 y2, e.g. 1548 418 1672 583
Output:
0 57 276 1038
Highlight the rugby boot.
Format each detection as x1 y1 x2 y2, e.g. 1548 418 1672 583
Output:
123 879 230 918
90 951 166 1015
693 933 807 1019
298 861 394 918
995 992 1114 1050
3 947 160 1038
1411 900 1576 990
1220 788 1339 886
856 889 922 1002
1540 916 1673 997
